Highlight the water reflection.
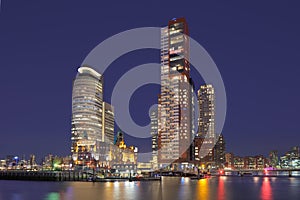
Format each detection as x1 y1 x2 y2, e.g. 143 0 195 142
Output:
64 186 74 200
218 177 225 200
197 178 209 199
2 176 300 200
44 190 74 200
260 177 272 200
253 177 259 183
45 192 60 200
11 194 22 200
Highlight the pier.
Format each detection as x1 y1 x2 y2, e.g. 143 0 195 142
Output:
0 170 162 182
0 170 93 181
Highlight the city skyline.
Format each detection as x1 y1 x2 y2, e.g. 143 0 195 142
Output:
1 1 300 160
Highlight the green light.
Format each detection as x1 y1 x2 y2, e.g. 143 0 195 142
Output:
45 192 60 200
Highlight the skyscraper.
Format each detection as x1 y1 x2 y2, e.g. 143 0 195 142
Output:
71 65 114 166
102 102 114 144
197 84 216 161
158 18 194 166
214 134 225 168
150 108 158 169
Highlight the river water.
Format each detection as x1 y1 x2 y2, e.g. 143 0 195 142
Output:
0 176 299 200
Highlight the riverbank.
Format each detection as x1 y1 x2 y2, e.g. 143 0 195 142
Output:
0 170 162 182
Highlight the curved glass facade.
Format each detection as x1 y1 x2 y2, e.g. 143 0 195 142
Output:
71 66 103 163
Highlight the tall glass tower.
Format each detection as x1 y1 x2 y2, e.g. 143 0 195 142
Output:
71 66 103 164
158 18 194 166
197 84 216 161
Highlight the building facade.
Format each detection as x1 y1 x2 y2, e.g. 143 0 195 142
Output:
111 131 138 175
158 18 194 166
214 134 226 168
197 84 216 160
191 136 204 162
150 108 158 170
71 66 114 166
103 102 114 144
269 150 279 168
225 153 234 169
233 156 245 169
231 155 268 170
280 146 300 169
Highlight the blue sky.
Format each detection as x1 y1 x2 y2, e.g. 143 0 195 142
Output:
0 1 300 160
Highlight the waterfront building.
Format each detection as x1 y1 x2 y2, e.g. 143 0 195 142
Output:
111 131 138 175
233 156 244 169
225 153 234 169
191 134 226 169
28 154 37 170
113 131 138 165
137 162 153 174
244 156 256 169
255 155 267 169
231 155 268 170
71 66 115 166
269 150 279 168
191 136 204 162
150 108 158 170
0 160 6 170
41 155 72 170
103 102 114 144
214 134 226 168
158 18 194 166
280 146 300 169
71 66 103 164
197 84 216 161
98 142 111 167
5 155 14 167
42 154 54 170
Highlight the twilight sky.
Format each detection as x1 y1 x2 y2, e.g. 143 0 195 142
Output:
0 1 300 161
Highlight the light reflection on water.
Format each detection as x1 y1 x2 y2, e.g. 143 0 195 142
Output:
45 193 59 200
218 176 225 200
1 177 300 200
197 178 209 199
253 176 260 183
260 177 272 200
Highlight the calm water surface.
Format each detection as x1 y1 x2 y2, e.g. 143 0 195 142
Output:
0 176 299 200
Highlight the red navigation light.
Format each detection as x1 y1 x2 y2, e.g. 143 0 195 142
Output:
219 170 224 175
264 169 268 174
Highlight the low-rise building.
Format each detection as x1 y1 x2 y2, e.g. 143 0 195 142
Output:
233 156 244 169
225 153 234 169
